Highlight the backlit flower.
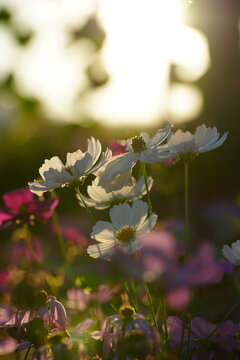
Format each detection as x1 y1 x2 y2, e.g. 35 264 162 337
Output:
87 200 157 260
28 137 111 196
222 240 240 266
94 305 159 359
160 124 228 161
0 188 58 228
77 176 153 210
1 291 68 331
98 122 172 190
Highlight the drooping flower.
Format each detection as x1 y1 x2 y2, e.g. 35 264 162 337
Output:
1 291 68 331
160 124 228 161
28 137 111 196
87 200 157 260
98 122 173 190
167 316 240 359
93 305 159 360
0 188 58 228
222 240 240 266
77 176 153 210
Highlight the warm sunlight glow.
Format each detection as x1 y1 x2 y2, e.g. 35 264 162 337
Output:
169 25 211 82
0 0 209 125
168 84 203 122
87 0 209 126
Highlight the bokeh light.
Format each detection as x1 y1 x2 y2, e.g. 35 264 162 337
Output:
0 0 210 126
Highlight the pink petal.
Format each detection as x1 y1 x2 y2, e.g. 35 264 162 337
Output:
0 211 13 227
3 188 34 213
0 338 17 355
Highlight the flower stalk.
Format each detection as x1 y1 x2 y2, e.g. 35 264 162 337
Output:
140 161 153 215
75 187 96 224
184 161 189 263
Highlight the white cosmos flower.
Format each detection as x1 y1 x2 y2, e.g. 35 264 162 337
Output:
77 176 153 210
222 240 240 266
28 137 111 196
98 122 173 190
87 200 157 260
160 124 228 160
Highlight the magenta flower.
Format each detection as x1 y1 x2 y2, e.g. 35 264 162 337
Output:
52 224 87 247
140 231 228 310
167 316 240 359
0 188 59 228
109 140 128 156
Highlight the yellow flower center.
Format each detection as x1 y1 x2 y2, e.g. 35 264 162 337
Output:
116 226 135 243
131 136 146 152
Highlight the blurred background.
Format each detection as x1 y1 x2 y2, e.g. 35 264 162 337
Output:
0 0 240 250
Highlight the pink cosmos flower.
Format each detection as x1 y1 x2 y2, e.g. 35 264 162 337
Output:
0 338 17 356
0 188 58 228
109 140 128 156
167 316 240 359
51 224 87 247
140 231 229 310
0 270 9 293
67 284 119 310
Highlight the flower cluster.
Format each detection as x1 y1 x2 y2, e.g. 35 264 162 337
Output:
1 122 236 360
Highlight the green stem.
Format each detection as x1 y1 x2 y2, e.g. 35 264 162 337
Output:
23 343 31 360
52 210 69 265
24 224 55 294
24 224 43 269
123 280 138 311
75 187 96 224
134 253 163 351
140 161 152 215
131 279 139 313
184 162 189 263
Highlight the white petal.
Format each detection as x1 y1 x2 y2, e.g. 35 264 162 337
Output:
100 170 133 193
136 213 158 235
131 200 149 227
28 180 60 195
110 202 132 228
91 147 113 175
65 150 84 168
148 121 172 147
87 180 110 202
130 176 153 200
198 132 228 153
91 221 116 242
39 156 72 183
69 152 93 178
222 244 240 265
140 132 150 147
98 152 138 184
87 241 117 259
140 147 175 163
87 137 102 165
194 125 218 148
